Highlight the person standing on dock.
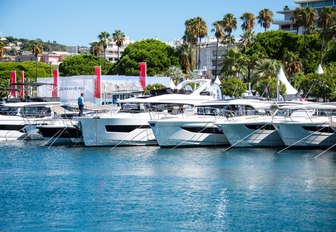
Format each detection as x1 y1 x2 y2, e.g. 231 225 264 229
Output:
78 92 84 116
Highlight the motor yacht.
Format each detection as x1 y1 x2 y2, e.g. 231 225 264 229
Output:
148 99 271 148
273 103 336 147
77 79 222 146
0 101 60 140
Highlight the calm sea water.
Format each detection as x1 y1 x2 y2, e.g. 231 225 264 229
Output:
0 141 335 231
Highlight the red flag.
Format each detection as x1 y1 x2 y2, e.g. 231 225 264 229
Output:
10 70 16 97
94 66 101 98
52 68 59 98
139 62 146 91
20 71 25 99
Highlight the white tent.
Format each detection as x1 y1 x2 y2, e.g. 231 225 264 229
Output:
277 67 298 100
317 64 324 74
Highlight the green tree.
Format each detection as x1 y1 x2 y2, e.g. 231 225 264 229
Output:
282 51 303 78
212 20 225 77
318 7 336 64
166 66 183 85
221 47 247 78
243 51 265 83
251 59 283 97
194 17 208 69
0 78 10 98
239 30 256 53
111 39 179 76
31 41 43 82
222 13 237 46
98 31 110 66
220 77 247 98
292 7 317 55
59 54 112 76
292 7 304 34
176 43 191 73
0 61 56 96
183 18 198 70
257 8 273 31
297 73 336 101
90 41 102 57
144 83 167 95
112 30 126 61
240 12 256 32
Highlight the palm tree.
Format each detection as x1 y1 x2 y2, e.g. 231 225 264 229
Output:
31 41 43 83
301 7 317 55
90 41 102 57
184 18 198 70
240 12 256 32
239 30 256 53
176 43 191 73
194 17 208 70
318 7 335 64
282 51 302 77
0 41 5 61
291 7 304 34
112 30 126 61
257 8 274 31
244 51 264 83
252 59 281 90
98 31 110 66
221 47 247 78
222 13 237 45
211 20 225 77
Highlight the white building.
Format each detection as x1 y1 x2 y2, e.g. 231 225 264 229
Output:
198 37 229 77
273 0 336 34
102 37 133 63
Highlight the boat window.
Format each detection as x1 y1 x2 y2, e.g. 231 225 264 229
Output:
0 107 18 115
22 107 52 118
120 103 143 113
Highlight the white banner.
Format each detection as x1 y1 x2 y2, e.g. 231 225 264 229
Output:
38 75 170 104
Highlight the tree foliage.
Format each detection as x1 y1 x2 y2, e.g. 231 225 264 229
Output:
143 83 167 95
0 61 54 84
111 39 179 76
220 77 247 98
249 30 322 74
59 54 112 76
296 73 336 100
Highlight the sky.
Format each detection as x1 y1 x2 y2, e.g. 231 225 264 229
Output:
0 0 296 47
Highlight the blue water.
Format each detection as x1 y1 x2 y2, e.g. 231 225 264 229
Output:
0 141 335 231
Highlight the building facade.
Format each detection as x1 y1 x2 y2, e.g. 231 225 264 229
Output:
103 37 133 63
198 37 229 77
274 0 336 34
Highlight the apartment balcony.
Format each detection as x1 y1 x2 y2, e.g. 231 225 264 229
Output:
273 19 294 26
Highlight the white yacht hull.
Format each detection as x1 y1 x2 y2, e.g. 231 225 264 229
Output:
274 122 336 147
0 117 44 140
78 114 156 146
216 119 284 147
37 120 83 145
149 117 228 147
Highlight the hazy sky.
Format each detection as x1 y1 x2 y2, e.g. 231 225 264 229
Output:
1 0 296 46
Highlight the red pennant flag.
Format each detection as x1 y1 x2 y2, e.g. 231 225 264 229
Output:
10 70 16 97
139 62 146 91
94 66 101 98
20 71 25 99
52 68 59 98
